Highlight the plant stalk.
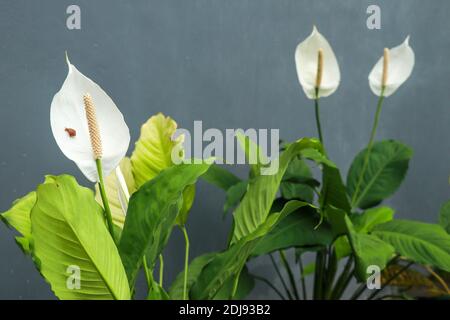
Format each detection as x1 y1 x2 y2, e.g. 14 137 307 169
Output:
181 226 190 300
298 256 308 300
254 275 286 300
314 90 324 146
313 249 326 299
269 253 293 300
279 250 299 300
351 88 385 208
95 159 116 243
159 254 164 287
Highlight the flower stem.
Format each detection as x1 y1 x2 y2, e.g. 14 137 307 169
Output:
159 254 164 287
253 275 286 300
279 250 299 299
181 226 190 300
314 96 324 145
351 88 385 208
143 256 153 289
95 159 116 243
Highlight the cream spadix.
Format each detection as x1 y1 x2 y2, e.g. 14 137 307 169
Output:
369 36 415 97
295 26 340 99
50 56 130 182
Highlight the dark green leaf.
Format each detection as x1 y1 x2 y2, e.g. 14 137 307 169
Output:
201 164 241 191
281 157 315 202
439 200 450 233
347 140 413 209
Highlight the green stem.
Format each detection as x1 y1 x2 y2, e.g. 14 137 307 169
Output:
143 256 152 289
324 248 338 299
269 253 293 300
254 275 286 300
279 250 299 300
313 249 326 300
330 256 354 299
298 256 308 300
95 159 116 243
314 95 324 145
230 270 241 299
159 254 164 287
181 226 190 300
351 88 385 208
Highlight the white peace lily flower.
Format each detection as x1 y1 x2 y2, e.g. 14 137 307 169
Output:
369 36 415 97
50 55 130 182
295 26 341 99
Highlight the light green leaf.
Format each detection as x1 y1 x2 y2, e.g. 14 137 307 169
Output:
147 280 170 300
118 163 211 286
232 138 322 243
347 140 413 209
1 191 35 252
373 220 450 272
353 206 395 233
191 200 306 299
176 184 196 226
236 131 269 179
95 157 136 229
31 175 130 300
131 113 184 188
439 200 450 233
252 206 333 257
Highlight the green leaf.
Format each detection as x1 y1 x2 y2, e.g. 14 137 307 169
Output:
201 164 242 191
301 148 350 212
252 206 333 257
231 138 322 243
169 253 254 300
147 280 170 300
223 181 248 215
347 140 413 209
31 175 130 299
326 206 394 281
352 206 395 233
131 113 184 188
334 206 395 259
372 220 450 272
439 200 450 233
118 163 211 286
191 200 307 299
236 131 269 179
95 157 136 229
176 184 196 226
1 191 35 253
280 157 315 202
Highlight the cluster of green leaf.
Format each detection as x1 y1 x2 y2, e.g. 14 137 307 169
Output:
1 111 450 300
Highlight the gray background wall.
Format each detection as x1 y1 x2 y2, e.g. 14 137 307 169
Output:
0 0 449 299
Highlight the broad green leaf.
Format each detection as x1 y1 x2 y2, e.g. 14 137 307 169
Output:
252 206 333 257
326 206 394 281
1 191 35 252
301 148 350 212
191 200 307 299
169 253 254 300
130 113 196 226
236 131 269 178
439 200 450 233
31 175 130 299
334 207 394 260
347 140 413 209
280 156 315 202
373 220 450 272
118 163 211 286
201 164 241 191
95 157 136 228
223 181 248 215
131 113 184 187
232 138 321 243
353 206 395 233
345 215 394 281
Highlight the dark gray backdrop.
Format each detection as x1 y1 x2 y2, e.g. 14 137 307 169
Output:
1 0 449 299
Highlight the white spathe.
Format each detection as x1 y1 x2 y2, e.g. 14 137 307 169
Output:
369 36 415 97
50 56 130 182
295 26 341 99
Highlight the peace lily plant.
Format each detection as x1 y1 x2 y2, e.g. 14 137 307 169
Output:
1 27 450 300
